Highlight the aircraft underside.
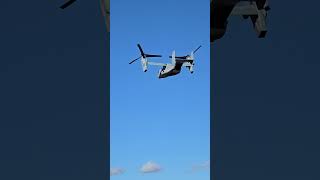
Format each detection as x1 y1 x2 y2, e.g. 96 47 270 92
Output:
158 66 181 79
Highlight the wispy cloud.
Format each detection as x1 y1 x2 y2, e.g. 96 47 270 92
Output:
140 161 162 173
188 160 210 173
110 168 125 176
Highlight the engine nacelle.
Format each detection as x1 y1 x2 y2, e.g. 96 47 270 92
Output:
141 58 148 72
189 65 194 74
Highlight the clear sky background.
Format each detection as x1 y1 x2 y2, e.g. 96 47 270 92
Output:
110 0 210 179
212 1 320 179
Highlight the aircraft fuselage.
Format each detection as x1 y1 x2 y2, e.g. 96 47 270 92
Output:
158 64 182 79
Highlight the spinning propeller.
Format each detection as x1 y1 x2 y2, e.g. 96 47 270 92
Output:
169 45 202 59
129 44 162 64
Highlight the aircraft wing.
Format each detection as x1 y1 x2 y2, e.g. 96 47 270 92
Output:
147 62 167 66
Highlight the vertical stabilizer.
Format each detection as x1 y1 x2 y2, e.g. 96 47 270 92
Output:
171 51 176 65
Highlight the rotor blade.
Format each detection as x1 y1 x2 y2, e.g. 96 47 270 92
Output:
145 54 162 57
60 0 77 9
129 56 141 64
137 44 145 57
169 56 187 59
193 45 202 54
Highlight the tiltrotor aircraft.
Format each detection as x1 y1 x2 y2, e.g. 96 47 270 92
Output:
211 0 270 42
129 44 201 79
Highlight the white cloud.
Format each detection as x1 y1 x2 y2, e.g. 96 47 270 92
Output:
140 161 162 173
110 168 125 176
190 160 210 172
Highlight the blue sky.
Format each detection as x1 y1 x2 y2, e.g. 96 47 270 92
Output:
110 0 210 179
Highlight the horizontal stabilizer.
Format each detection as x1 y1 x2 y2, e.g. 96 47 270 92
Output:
147 62 167 66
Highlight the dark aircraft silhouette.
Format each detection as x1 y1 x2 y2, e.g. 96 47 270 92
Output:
211 0 270 42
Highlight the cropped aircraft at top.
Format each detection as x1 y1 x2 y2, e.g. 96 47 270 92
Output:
211 0 270 42
60 0 110 32
129 44 201 79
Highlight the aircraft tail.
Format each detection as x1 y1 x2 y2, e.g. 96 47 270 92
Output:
171 51 176 65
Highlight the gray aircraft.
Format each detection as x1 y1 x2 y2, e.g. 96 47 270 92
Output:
211 0 270 42
129 44 201 79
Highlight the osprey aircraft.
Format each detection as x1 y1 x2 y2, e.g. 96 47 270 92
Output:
60 0 110 32
129 44 201 79
211 0 270 42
